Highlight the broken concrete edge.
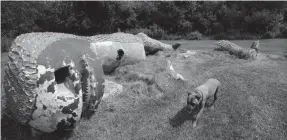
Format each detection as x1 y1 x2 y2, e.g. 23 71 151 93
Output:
102 80 123 101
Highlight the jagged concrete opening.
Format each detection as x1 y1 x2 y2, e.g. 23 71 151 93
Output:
116 49 125 61
54 65 71 84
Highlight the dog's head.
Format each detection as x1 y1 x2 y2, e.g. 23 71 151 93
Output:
186 91 201 112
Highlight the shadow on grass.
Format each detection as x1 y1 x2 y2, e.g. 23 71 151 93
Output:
1 114 31 140
1 113 75 140
169 101 215 128
169 106 198 128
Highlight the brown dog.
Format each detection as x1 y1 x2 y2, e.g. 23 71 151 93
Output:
187 78 220 128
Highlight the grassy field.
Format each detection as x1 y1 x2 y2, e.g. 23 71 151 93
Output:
1 39 287 140
163 39 287 54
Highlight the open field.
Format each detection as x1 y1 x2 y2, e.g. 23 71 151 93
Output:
163 39 287 54
1 39 287 140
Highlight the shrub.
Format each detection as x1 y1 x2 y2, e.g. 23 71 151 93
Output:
126 24 167 40
262 31 278 39
185 31 203 40
244 10 283 35
147 24 167 39
162 34 182 40
178 20 193 34
212 32 260 40
279 23 287 38
126 25 182 40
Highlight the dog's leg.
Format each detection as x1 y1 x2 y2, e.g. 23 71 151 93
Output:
210 86 219 110
193 101 205 128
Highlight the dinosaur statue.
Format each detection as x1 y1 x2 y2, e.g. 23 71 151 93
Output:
3 33 105 136
215 40 258 59
3 32 180 136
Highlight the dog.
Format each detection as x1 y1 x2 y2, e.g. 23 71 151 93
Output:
186 78 220 128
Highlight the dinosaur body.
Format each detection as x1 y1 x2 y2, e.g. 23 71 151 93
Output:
3 32 180 134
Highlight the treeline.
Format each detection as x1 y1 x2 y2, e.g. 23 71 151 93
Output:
1 1 287 41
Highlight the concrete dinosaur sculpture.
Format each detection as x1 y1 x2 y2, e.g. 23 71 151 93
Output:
215 40 258 59
89 32 181 58
3 32 105 134
3 31 180 135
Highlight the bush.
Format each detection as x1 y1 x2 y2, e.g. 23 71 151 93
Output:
244 10 283 35
262 31 278 39
212 31 260 40
126 25 182 40
2 1 286 40
185 31 203 40
279 24 287 38
162 34 182 40
126 24 167 40
1 37 14 53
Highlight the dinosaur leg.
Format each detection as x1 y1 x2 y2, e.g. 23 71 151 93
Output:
80 54 105 118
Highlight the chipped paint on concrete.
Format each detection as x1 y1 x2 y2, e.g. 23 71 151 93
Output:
6 34 106 131
62 60 67 66
37 65 55 80
47 82 56 93
29 63 82 133
37 71 54 86
28 80 83 133
90 42 98 55
90 75 98 89
91 41 125 60
70 61 75 68
37 65 48 78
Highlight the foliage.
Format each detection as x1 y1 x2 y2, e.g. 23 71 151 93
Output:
212 32 260 40
1 1 287 52
279 23 287 38
186 31 203 40
126 24 167 40
1 37 13 53
244 10 283 35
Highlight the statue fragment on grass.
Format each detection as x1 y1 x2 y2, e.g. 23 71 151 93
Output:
2 31 181 137
215 40 259 59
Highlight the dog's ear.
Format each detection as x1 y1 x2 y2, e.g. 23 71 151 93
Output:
195 94 202 103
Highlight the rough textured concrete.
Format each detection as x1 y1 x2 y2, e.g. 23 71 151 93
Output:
4 33 105 133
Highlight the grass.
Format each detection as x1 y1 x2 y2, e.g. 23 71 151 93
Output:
162 39 287 54
1 39 287 140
